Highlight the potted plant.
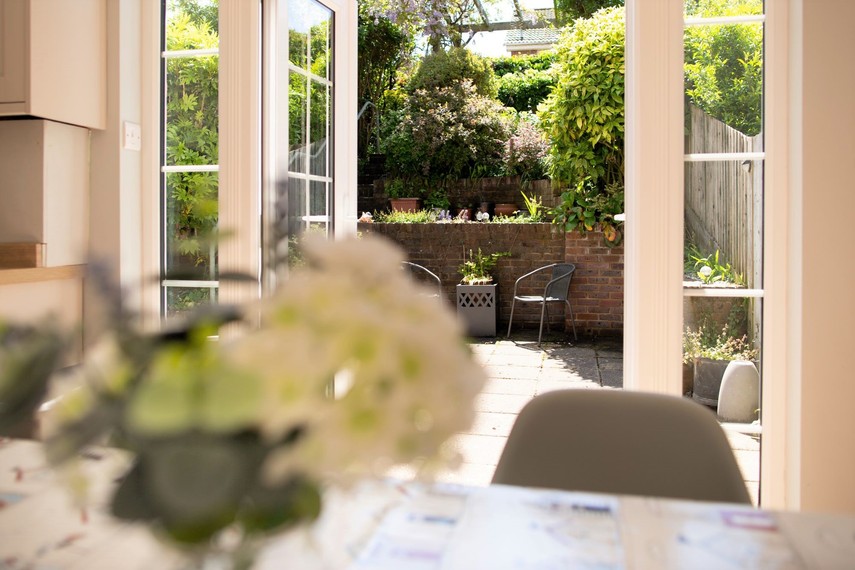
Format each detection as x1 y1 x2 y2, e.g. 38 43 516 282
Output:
683 324 758 408
386 178 422 212
456 248 510 336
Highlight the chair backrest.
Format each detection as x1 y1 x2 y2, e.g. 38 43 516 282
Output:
545 263 575 301
402 261 442 297
492 390 752 504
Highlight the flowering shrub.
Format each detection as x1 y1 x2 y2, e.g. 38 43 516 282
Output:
383 79 513 181
504 113 549 181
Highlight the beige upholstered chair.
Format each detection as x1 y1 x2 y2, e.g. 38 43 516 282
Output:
492 389 752 504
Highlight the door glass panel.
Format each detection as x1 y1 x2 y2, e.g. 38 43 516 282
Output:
277 0 333 255
164 171 219 281
684 21 764 147
684 0 763 18
683 0 765 505
684 160 763 290
162 0 220 317
289 71 308 173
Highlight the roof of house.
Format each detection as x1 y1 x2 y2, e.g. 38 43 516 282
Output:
504 27 561 47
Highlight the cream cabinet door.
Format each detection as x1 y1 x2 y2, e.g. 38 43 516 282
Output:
0 0 27 103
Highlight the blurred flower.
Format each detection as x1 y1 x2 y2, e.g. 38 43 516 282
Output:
40 235 485 555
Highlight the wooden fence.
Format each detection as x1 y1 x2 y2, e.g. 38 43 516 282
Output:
684 104 762 288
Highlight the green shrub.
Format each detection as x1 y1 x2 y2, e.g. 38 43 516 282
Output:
497 68 557 113
539 6 625 195
491 52 556 76
408 47 497 98
382 79 513 181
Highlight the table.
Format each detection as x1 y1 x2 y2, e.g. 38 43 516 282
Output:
2 438 854 569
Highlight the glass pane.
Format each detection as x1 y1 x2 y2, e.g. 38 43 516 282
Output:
166 0 220 45
310 14 332 80
287 176 307 237
165 55 220 166
289 71 308 173
684 21 763 142
682 295 762 422
684 160 763 290
309 180 328 217
165 286 218 318
309 82 329 176
684 0 762 18
164 172 219 280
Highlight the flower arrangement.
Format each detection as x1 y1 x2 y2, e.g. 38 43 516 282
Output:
32 236 486 564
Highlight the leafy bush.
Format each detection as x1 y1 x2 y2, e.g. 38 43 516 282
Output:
550 180 624 245
503 113 549 181
497 68 557 113
539 6 625 195
554 0 624 25
358 14 414 157
491 52 556 76
382 79 513 181
684 0 763 135
408 47 497 98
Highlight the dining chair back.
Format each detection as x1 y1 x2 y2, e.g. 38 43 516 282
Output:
492 389 752 504
402 261 442 299
506 263 577 344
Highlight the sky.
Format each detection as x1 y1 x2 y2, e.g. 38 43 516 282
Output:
465 0 555 57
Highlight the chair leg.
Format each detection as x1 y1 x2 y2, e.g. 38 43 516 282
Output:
566 300 578 341
537 301 548 346
507 298 516 339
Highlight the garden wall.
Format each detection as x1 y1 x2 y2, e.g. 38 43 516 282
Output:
358 222 624 338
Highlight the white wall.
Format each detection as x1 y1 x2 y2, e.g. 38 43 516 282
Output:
794 0 855 512
88 0 144 334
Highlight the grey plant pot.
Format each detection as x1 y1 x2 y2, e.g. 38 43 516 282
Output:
456 283 497 337
692 357 731 408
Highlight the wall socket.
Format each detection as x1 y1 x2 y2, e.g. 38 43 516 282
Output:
123 121 142 151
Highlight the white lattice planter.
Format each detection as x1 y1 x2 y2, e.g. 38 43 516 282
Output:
456 284 497 337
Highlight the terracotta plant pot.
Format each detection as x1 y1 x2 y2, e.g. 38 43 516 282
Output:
494 203 518 217
390 197 421 212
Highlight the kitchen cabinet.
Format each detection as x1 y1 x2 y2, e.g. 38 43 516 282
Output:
0 0 105 129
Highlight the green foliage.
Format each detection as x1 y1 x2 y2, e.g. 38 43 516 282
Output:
685 244 744 285
424 187 451 210
550 180 624 245
382 79 513 181
497 68 557 113
358 14 414 157
539 7 625 197
491 52 556 76
554 0 625 25
409 47 497 98
373 209 437 223
459 248 511 285
521 191 545 222
684 0 763 135
165 5 220 279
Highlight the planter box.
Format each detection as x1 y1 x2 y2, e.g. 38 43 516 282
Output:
457 284 497 337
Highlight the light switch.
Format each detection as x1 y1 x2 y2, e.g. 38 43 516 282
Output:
123 121 142 151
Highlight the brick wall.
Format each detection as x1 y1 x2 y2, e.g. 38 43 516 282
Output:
359 222 624 338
